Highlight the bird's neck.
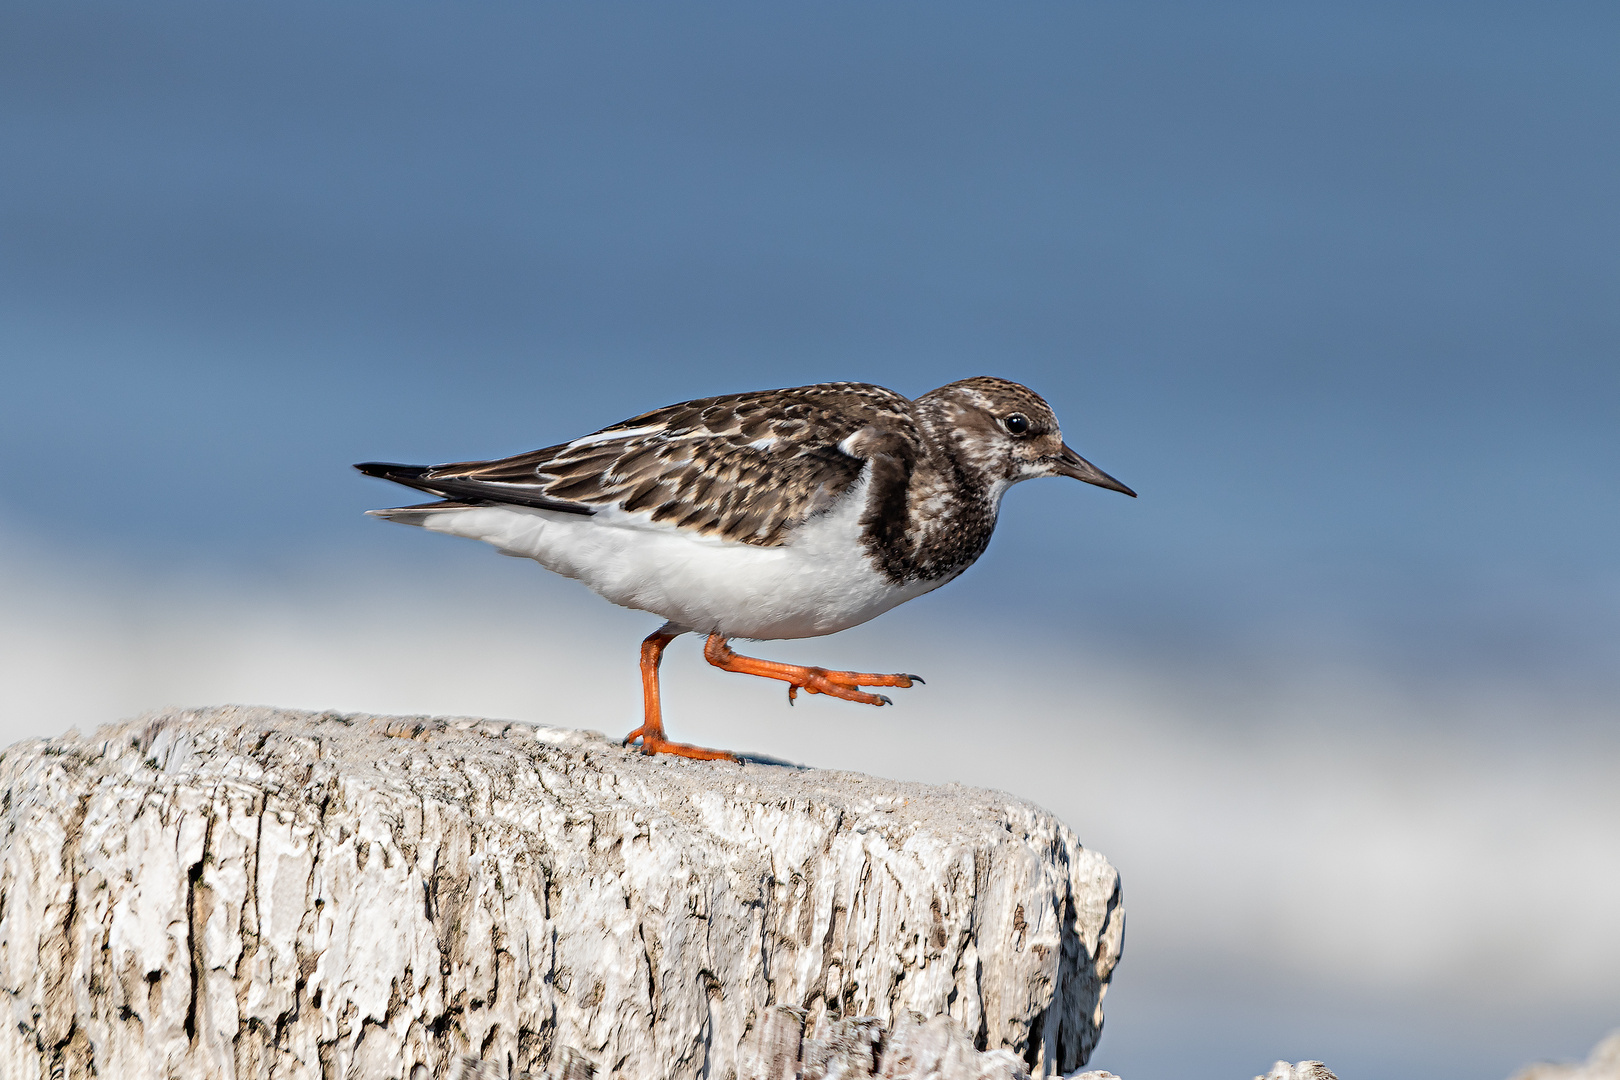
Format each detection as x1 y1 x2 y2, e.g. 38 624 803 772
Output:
858 429 1004 586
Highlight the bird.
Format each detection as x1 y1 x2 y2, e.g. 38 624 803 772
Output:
356 377 1134 761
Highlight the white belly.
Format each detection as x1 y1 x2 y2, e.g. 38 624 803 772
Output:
407 479 950 639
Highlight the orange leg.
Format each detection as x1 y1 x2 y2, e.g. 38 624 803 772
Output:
622 628 739 761
703 634 923 706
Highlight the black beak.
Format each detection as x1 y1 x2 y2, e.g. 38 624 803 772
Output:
1055 443 1136 497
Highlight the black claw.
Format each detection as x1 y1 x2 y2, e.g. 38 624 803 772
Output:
876 694 894 706
904 674 925 685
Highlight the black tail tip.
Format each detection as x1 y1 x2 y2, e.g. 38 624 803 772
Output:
354 461 426 480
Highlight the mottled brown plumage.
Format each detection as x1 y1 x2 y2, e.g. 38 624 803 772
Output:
361 377 1132 588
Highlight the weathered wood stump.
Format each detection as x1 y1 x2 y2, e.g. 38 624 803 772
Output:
0 706 1123 1079
1510 1032 1620 1080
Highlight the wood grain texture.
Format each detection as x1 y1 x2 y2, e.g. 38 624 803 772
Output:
0 706 1122 1079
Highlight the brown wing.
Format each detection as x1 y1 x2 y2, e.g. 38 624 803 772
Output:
415 382 919 546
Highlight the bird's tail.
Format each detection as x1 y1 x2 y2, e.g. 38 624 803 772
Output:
354 462 479 523
354 461 595 519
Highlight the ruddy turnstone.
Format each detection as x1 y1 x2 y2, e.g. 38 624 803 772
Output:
357 377 1133 761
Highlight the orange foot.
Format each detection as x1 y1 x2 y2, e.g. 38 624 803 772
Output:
703 633 924 706
623 627 740 762
620 723 739 761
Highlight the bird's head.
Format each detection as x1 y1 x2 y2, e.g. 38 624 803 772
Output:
914 376 1136 497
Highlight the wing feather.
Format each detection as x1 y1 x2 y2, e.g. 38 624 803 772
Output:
376 382 918 546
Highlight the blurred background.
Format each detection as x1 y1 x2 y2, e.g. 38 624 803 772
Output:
2 3 1616 1077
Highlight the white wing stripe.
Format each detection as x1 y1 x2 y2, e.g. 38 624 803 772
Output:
565 424 666 449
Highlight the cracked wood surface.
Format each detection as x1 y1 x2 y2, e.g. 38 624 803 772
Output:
0 706 1122 1079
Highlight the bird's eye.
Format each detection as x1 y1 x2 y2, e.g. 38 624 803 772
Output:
1004 413 1030 436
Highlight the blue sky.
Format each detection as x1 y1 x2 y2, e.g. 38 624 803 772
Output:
1 4 1616 1078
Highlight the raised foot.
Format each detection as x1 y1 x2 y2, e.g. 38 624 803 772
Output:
621 726 740 762
702 634 925 708
785 667 921 706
